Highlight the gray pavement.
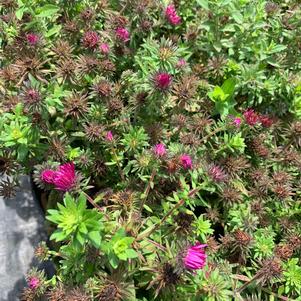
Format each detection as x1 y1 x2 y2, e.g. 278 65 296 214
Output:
0 176 46 301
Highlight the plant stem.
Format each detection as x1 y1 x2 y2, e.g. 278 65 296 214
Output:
139 169 156 211
82 192 104 212
199 126 225 144
136 188 199 240
111 147 125 182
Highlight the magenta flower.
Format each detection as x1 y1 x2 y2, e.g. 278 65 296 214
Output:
260 115 273 127
26 33 40 45
183 242 207 270
165 4 181 25
82 31 99 49
243 109 260 126
115 27 130 42
41 169 56 184
100 43 110 55
105 131 114 142
154 72 172 90
28 277 40 290
154 143 166 157
208 164 227 182
53 162 76 192
233 117 242 127
180 154 193 169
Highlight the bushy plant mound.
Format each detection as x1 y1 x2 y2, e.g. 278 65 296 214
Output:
1 0 301 300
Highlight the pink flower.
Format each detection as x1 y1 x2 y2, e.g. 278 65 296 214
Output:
154 72 172 90
53 162 76 192
183 242 207 270
100 43 110 54
176 58 186 69
208 164 227 182
82 31 99 49
41 169 56 184
165 4 181 25
28 277 40 290
105 131 114 142
180 154 193 169
233 117 242 127
115 27 130 42
26 33 40 45
154 143 166 157
243 109 260 126
260 115 274 127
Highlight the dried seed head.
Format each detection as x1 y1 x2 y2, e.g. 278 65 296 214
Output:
93 80 112 98
173 75 198 107
174 212 194 233
273 184 293 199
0 151 18 175
206 236 220 254
256 257 283 285
171 114 187 128
64 288 90 301
272 171 292 185
207 56 227 78
285 121 301 148
265 2 279 15
249 138 269 158
80 8 95 22
287 234 301 251
20 288 35 301
110 190 135 208
64 93 89 119
52 40 73 58
97 283 119 301
205 207 220 223
93 159 107 176
34 242 50 262
0 178 18 199
56 59 76 82
84 122 104 142
221 156 250 177
221 186 242 205
233 229 252 247
274 244 293 260
46 284 66 301
107 98 123 115
63 20 78 34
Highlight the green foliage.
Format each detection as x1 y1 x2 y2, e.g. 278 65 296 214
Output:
46 193 103 248
1 0 301 299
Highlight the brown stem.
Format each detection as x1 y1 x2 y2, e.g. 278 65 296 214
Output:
136 188 199 240
199 126 225 144
139 169 156 211
111 147 125 182
82 192 104 212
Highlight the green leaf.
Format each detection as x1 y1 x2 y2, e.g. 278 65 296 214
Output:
36 4 59 18
196 0 209 10
15 7 27 20
45 25 62 37
50 230 66 241
221 78 236 98
88 231 101 248
125 249 138 259
232 11 243 24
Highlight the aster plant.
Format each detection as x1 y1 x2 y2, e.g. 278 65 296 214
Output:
1 0 301 300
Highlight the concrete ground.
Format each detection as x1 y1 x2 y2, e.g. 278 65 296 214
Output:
0 176 47 301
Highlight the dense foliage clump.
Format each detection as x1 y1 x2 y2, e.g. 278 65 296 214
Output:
1 0 301 300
